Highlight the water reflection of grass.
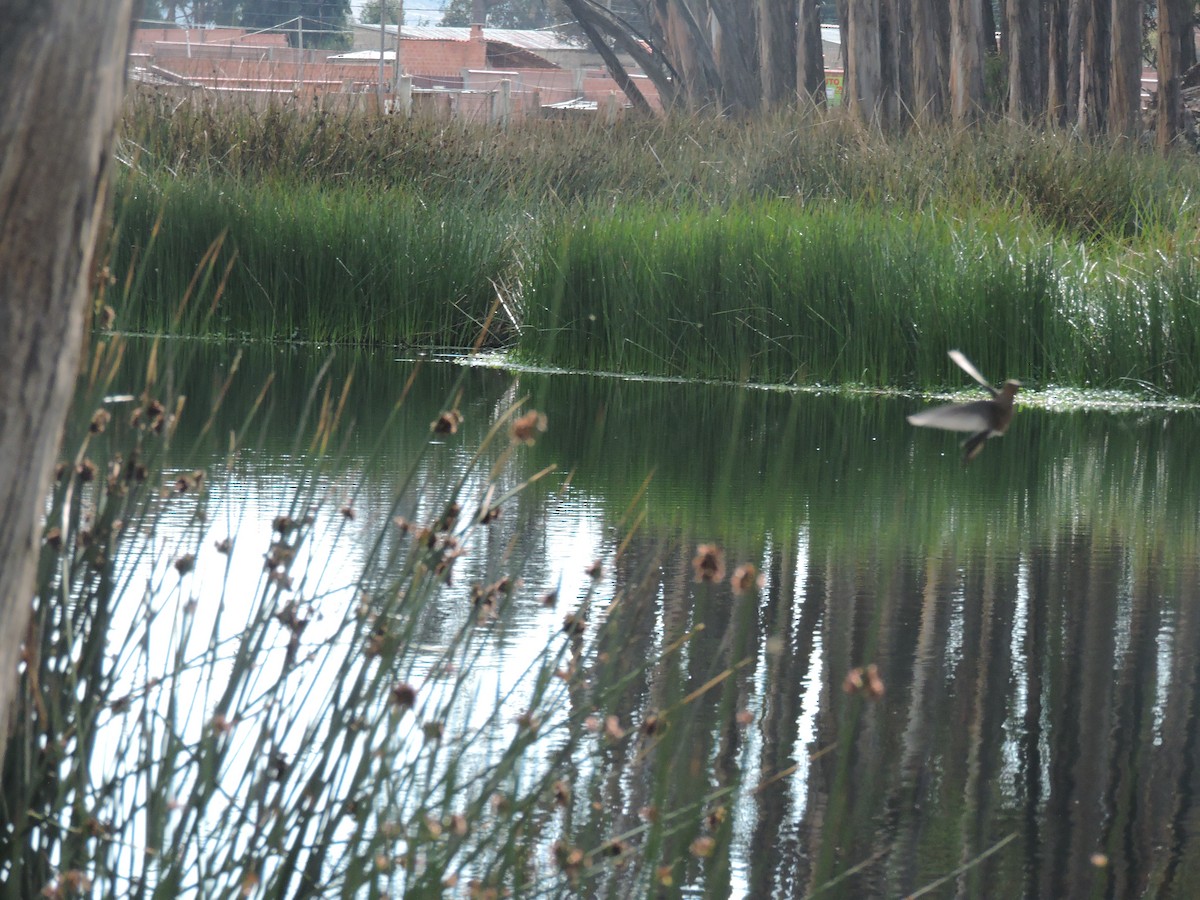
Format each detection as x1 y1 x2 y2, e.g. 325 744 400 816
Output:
524 370 1200 554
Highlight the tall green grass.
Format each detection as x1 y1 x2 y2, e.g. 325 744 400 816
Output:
110 173 522 347
111 93 1200 395
520 201 1200 394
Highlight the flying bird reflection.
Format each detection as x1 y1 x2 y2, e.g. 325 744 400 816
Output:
907 350 1021 463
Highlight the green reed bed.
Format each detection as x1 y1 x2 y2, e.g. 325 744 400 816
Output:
110 172 521 347
519 200 1200 395
112 93 1200 393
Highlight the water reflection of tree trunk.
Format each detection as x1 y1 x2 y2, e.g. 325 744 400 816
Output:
805 539 895 894
1021 540 1050 897
955 546 1018 896
802 543 849 894
881 553 953 895
1040 529 1119 896
571 532 664 892
1148 556 1200 894
748 534 810 897
1101 544 1162 896
707 542 763 894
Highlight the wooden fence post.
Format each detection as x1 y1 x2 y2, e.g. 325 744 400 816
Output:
493 78 511 127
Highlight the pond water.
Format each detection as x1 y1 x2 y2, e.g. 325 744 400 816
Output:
64 340 1200 897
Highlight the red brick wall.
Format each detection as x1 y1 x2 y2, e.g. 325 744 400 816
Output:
398 38 486 77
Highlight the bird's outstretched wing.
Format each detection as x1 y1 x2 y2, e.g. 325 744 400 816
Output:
948 350 997 397
906 399 998 433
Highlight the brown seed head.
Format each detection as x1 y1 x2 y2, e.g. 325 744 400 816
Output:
89 409 111 434
509 409 547 444
562 611 586 636
640 712 664 736
692 544 725 583
389 682 417 712
553 780 571 807
730 563 765 595
432 409 463 434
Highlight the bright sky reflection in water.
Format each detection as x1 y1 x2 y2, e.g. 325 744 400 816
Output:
51 340 1200 897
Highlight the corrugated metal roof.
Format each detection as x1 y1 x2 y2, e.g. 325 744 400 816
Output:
359 23 585 52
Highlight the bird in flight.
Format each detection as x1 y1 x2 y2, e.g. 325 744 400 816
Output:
906 350 1021 463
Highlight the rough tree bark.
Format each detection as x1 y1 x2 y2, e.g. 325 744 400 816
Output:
1006 0 1042 120
878 0 902 127
708 0 762 113
912 0 946 122
1107 0 1141 139
1158 0 1187 149
847 0 883 125
1078 0 1110 133
796 0 828 106
0 0 134 768
758 0 797 110
1064 0 1089 124
949 0 985 124
1046 0 1069 125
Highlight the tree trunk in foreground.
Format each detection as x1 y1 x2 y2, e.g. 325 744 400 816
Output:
1157 0 1187 150
949 0 985 124
911 0 946 123
847 0 883 126
797 0 827 107
0 0 133 769
1107 0 1141 139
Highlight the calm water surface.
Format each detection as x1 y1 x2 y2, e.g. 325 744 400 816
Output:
98 342 1200 897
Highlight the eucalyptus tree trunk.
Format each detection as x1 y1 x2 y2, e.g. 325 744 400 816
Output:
1005 0 1043 120
1046 0 1069 124
911 0 947 122
1157 0 1188 149
948 0 985 124
797 0 828 105
560 0 655 113
758 0 798 109
847 0 883 125
0 0 134 769
1064 0 1088 124
879 0 907 126
651 0 723 108
1077 0 1110 133
708 0 761 113
1107 0 1142 138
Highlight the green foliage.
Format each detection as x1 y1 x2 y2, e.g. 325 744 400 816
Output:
440 0 569 28
241 0 352 48
358 0 402 25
